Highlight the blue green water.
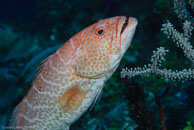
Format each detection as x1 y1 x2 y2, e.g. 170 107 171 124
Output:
0 0 193 129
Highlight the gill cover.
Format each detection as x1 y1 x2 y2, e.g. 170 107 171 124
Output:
72 42 110 78
71 17 125 78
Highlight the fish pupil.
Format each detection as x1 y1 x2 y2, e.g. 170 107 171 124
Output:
98 29 104 35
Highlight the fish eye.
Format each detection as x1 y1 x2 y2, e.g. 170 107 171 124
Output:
95 27 105 36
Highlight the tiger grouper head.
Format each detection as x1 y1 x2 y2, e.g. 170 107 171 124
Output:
70 16 138 79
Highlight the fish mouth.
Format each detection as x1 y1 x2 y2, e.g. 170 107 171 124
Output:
117 16 137 55
119 17 138 36
113 16 137 54
120 18 128 35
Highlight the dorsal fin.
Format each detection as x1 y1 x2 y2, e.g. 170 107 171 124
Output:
34 56 50 77
8 103 21 129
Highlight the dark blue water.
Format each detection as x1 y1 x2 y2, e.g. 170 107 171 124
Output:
0 0 35 21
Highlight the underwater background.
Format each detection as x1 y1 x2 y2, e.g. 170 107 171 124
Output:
0 0 194 129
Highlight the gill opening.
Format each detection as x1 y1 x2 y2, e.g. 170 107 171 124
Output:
116 17 121 54
109 31 113 54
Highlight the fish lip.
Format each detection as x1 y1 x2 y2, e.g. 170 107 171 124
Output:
120 17 138 37
119 17 138 56
120 17 128 35
117 16 126 36
114 16 137 53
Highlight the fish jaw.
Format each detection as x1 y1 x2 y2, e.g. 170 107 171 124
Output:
107 17 137 74
120 17 138 56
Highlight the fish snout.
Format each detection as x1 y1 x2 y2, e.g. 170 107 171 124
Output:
128 17 138 28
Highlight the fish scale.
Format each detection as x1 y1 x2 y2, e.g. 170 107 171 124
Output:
9 16 137 130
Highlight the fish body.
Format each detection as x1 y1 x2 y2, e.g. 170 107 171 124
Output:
10 16 137 130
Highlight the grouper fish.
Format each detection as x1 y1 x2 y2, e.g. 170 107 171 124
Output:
9 16 138 130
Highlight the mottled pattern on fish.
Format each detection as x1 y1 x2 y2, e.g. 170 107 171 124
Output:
9 16 137 130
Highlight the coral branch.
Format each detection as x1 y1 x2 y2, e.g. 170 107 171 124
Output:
174 0 194 26
155 68 194 81
154 84 170 130
120 66 151 79
121 47 194 81
123 81 158 130
161 20 194 64
121 0 194 81
151 47 169 71
120 47 168 78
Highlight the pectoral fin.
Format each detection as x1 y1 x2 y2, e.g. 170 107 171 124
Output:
89 87 103 111
58 82 89 112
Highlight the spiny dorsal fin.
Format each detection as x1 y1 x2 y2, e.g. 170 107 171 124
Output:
34 56 50 77
8 103 21 130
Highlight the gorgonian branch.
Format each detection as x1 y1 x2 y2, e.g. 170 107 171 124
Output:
174 0 194 26
121 47 194 81
121 0 194 82
161 20 194 64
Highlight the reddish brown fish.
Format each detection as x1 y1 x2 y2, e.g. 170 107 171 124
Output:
10 16 138 130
